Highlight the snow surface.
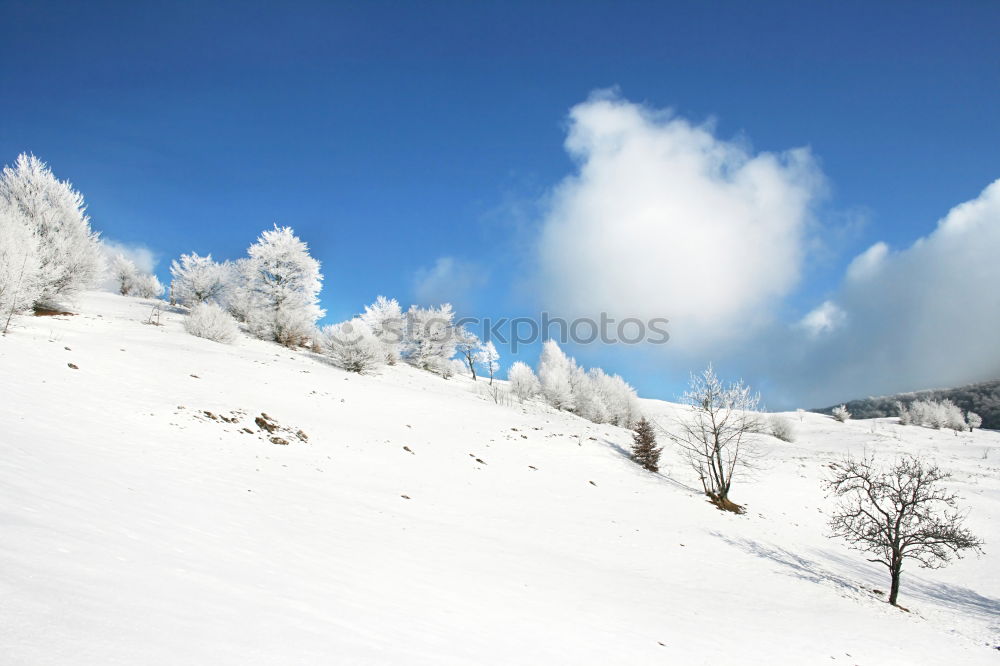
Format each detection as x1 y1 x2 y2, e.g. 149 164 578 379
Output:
1 292 997 664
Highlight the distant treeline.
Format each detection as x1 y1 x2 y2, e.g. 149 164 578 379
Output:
813 380 1000 430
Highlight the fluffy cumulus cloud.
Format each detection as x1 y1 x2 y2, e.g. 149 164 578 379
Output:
798 300 846 337
412 256 487 312
532 92 1000 407
536 91 824 352
771 179 1000 406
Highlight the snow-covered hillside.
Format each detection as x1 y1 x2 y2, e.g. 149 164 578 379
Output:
1 292 997 664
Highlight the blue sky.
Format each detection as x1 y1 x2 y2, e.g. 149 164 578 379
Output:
2 1 998 406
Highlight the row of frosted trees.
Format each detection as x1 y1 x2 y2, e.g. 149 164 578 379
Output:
0 152 641 428
170 232 641 427
169 226 324 346
0 152 639 430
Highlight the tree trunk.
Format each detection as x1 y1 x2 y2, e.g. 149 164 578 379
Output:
466 357 476 381
713 433 727 500
3 256 28 334
888 565 901 605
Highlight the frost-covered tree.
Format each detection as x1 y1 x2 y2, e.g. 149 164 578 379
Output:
169 252 229 306
589 368 640 427
0 209 43 332
907 400 930 427
967 411 982 432
535 340 638 426
360 295 403 364
184 302 239 344
477 340 500 385
826 454 984 606
107 253 163 299
221 258 255 322
402 303 456 374
437 357 457 379
631 417 661 473
941 400 968 431
667 365 764 511
110 253 138 295
896 401 913 426
108 252 162 298
447 358 468 378
130 272 164 298
899 399 969 432
538 340 576 410
454 326 482 380
571 366 607 423
270 306 320 348
769 415 796 442
547 360 635 426
832 405 851 423
321 318 383 373
241 226 324 346
507 361 540 402
0 154 103 305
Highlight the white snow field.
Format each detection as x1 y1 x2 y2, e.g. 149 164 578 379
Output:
1 292 997 665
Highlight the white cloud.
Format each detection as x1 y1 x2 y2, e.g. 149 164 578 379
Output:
101 239 158 274
770 179 1000 406
845 241 889 282
529 92 999 407
798 300 846 337
412 256 486 312
535 91 824 351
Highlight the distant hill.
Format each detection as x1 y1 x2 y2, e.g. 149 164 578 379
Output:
813 380 1000 429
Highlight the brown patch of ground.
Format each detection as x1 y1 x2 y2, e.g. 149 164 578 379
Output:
33 307 75 317
708 493 746 514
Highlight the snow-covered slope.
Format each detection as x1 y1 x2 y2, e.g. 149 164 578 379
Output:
1 292 997 664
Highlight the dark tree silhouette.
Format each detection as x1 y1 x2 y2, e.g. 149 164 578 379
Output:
631 417 662 473
825 454 984 606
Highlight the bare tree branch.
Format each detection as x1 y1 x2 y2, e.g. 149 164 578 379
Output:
661 365 765 512
824 454 984 605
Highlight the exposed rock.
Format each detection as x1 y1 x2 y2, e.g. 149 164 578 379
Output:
255 414 278 433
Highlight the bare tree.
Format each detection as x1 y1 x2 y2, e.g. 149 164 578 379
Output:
454 326 481 381
665 365 764 512
825 454 984 606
